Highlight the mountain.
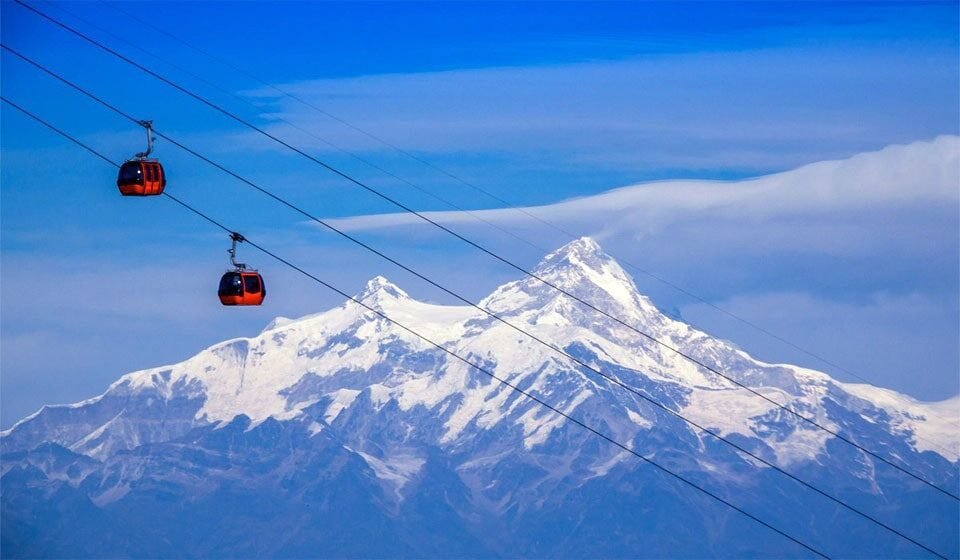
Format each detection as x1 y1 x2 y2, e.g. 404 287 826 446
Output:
2 238 957 559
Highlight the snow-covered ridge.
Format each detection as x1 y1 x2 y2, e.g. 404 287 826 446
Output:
3 237 958 465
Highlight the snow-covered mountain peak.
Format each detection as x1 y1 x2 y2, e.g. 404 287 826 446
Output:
355 275 411 306
536 236 606 267
482 237 660 324
536 237 644 306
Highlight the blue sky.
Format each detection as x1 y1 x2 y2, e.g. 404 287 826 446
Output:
1 1 958 427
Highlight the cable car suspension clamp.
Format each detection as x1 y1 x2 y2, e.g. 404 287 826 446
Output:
229 232 247 271
134 120 155 160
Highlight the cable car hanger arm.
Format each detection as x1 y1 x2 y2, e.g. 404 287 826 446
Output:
134 119 154 160
229 232 247 270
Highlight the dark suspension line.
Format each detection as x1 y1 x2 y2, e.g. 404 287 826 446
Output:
2 52 945 553
89 0 945 429
3 14 956 502
1 95 834 560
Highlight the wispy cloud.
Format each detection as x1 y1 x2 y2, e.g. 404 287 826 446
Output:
242 47 958 174
321 136 958 248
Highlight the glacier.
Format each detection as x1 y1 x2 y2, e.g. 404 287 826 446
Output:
1 238 957 558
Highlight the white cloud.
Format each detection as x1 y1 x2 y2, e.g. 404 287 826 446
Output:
320 135 959 255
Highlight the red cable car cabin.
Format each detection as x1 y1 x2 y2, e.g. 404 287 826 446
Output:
117 160 166 196
218 270 266 306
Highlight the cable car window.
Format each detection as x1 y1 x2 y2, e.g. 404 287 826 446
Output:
218 273 243 296
244 274 261 294
118 163 143 184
